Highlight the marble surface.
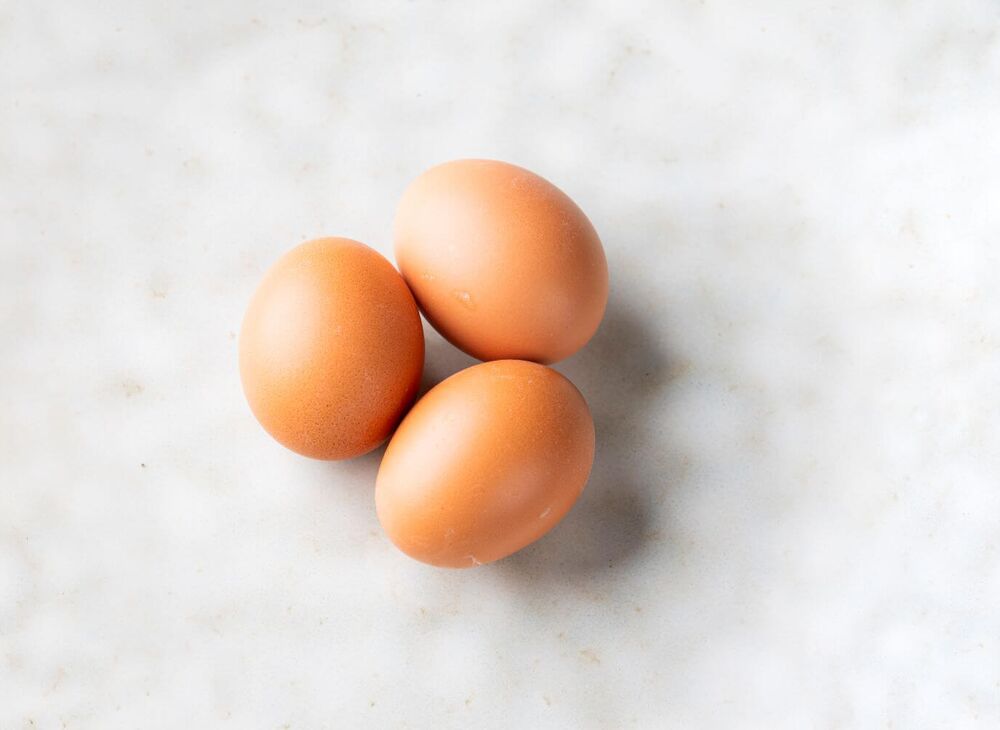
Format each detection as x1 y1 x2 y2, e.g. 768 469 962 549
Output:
3 1 1000 727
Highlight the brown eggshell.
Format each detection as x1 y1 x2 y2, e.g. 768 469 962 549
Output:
239 237 424 460
394 159 609 364
375 360 595 567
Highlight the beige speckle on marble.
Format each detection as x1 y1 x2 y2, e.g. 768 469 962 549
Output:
120 379 144 398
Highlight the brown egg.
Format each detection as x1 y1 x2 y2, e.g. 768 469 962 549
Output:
394 159 609 364
376 360 595 567
239 237 424 460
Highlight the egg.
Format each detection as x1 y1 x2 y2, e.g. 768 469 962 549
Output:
375 359 595 567
394 159 609 364
239 237 424 460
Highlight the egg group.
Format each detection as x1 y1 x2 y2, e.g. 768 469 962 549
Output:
239 161 607 567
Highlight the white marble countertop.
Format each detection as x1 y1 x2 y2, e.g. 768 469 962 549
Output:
3 1 1000 727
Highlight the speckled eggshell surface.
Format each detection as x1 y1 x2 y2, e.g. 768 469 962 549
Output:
239 237 424 460
375 359 596 567
394 159 609 364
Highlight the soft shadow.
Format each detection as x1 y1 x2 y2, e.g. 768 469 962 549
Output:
320 440 386 489
418 321 478 396
497 293 675 581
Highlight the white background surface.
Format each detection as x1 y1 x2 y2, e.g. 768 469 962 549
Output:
3 1 1000 728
